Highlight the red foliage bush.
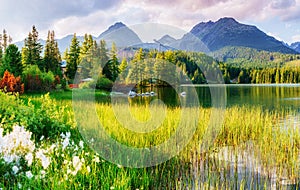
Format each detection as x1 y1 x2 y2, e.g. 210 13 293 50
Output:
25 74 42 91
0 70 24 95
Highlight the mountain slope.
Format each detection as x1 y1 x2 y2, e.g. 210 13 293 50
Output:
290 42 300 53
97 22 142 47
157 35 177 45
189 17 296 54
14 35 85 53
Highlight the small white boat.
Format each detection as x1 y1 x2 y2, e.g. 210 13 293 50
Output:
180 91 186 97
128 91 136 97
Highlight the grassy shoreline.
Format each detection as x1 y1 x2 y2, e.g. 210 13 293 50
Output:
0 91 298 189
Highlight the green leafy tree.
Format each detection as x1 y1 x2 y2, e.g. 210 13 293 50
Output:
66 34 80 81
1 44 23 77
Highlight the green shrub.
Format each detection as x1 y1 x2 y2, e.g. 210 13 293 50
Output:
22 65 43 91
41 71 55 91
96 77 113 90
0 91 74 139
22 65 58 92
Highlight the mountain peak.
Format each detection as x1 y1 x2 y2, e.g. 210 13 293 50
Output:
290 42 300 53
189 17 296 53
97 22 142 47
98 22 127 39
108 22 126 30
217 17 238 23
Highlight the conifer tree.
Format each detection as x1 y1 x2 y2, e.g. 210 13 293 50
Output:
98 40 109 68
65 34 80 81
79 34 95 79
80 34 94 61
2 44 23 77
22 26 43 68
275 68 280 84
43 30 61 75
0 29 12 66
102 42 119 81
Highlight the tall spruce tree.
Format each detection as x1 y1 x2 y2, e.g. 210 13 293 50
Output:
2 30 8 51
127 48 144 84
79 34 95 79
1 44 23 77
0 29 12 67
66 34 80 81
80 34 94 61
102 42 119 81
98 40 109 68
22 26 43 68
43 30 61 75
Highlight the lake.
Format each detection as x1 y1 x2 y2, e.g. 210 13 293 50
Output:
126 84 300 111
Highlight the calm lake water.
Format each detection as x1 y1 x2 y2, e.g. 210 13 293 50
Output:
127 84 300 111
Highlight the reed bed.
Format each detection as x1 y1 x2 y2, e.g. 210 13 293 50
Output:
74 100 299 189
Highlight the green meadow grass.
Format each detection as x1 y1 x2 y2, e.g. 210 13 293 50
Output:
0 91 298 189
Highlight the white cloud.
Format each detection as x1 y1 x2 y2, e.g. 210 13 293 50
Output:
292 35 300 42
2 0 300 44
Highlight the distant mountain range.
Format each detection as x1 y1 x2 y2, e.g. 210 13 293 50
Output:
290 42 300 53
15 17 299 55
189 17 296 54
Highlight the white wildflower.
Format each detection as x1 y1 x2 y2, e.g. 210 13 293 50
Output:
25 171 33 179
93 156 100 163
66 132 71 138
40 170 46 179
72 156 82 170
0 125 35 164
70 156 84 176
36 150 50 169
62 138 69 150
49 144 56 151
39 135 44 141
25 153 33 166
0 127 3 136
86 166 91 173
12 165 19 174
90 138 94 143
79 141 84 149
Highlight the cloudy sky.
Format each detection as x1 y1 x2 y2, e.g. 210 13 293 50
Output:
1 0 300 44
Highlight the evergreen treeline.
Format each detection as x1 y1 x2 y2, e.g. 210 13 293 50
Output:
0 27 299 94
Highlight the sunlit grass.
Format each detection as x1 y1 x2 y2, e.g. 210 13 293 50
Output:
1 92 299 189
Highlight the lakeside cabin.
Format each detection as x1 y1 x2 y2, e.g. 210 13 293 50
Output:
61 60 90 88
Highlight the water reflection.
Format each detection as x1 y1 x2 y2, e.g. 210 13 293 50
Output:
126 84 300 111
